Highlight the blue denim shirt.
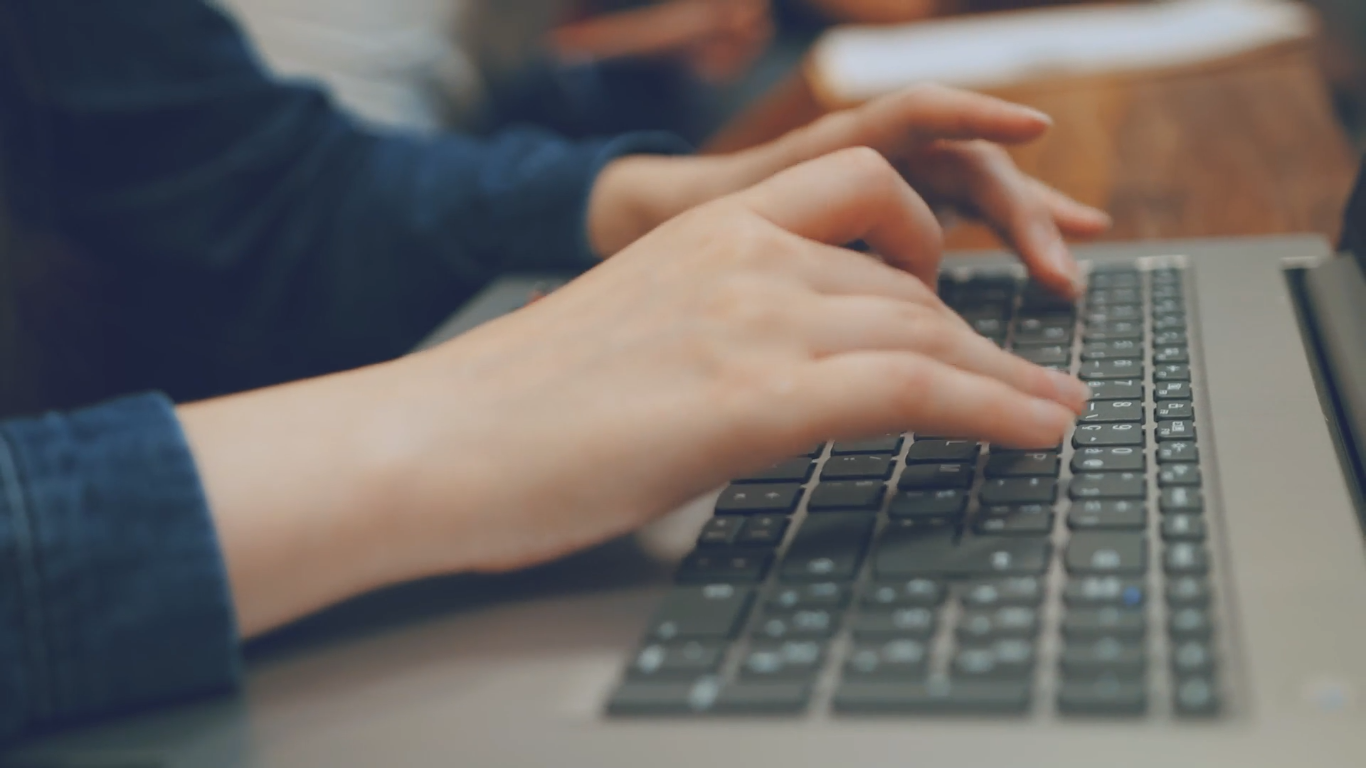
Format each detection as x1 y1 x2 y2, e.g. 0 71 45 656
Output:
0 0 686 746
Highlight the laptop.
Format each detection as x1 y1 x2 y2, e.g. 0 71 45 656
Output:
14 165 1366 767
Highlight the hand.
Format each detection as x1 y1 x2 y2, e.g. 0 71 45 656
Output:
589 84 1111 296
180 150 1089 637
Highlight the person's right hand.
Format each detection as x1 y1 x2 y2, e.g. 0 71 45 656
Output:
179 149 1089 639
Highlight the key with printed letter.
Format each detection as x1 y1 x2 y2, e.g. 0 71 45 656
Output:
780 513 876 582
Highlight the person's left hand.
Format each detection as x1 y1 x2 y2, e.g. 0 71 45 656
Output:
590 83 1111 297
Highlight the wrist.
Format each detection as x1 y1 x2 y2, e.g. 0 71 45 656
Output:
587 153 739 256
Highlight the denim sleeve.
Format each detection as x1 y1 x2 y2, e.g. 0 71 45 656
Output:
2 0 691 400
0 394 239 746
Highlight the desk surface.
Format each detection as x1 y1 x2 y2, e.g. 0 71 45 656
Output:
708 46 1360 250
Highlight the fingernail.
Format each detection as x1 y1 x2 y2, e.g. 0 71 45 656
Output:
1021 106 1054 126
1047 370 1091 410
1031 398 1074 436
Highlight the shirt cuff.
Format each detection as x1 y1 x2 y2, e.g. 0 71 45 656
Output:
0 393 239 739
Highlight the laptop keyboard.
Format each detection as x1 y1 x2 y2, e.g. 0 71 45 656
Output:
606 259 1228 719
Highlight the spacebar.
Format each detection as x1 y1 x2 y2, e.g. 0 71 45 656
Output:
874 530 1051 578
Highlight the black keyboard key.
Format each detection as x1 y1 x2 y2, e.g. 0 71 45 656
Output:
735 458 815 484
677 552 772 584
1155 330 1188 345
1071 447 1145 473
736 514 790 547
754 609 841 640
1166 577 1212 608
1160 487 1204 514
1088 287 1141 305
630 642 726 679
843 639 930 679
1155 364 1191 382
1164 543 1210 576
1173 676 1220 717
851 607 938 639
1014 345 1071 366
875 527 1051 578
832 435 904 455
1062 608 1146 641
822 455 894 481
979 477 1058 505
985 452 1060 478
957 607 1040 640
1079 400 1144 424
1060 638 1147 678
1066 533 1147 576
1080 359 1144 381
833 680 1030 714
970 317 1007 338
1152 299 1185 316
1065 577 1146 608
1156 402 1194 421
607 678 722 716
888 490 968 520
1155 381 1193 401
713 682 812 715
1080 340 1143 361
716 484 802 515
953 640 1036 680
1058 677 1147 715
1153 315 1187 331
1154 346 1189 364
1076 337 1141 358
1014 326 1074 346
862 579 946 607
647 585 756 640
807 480 886 511
1169 608 1215 640
1084 321 1144 342
962 576 1045 608
740 641 826 679
768 582 850 610
780 513 876 582
1090 270 1141 289
1067 499 1147 531
1156 421 1196 442
1069 472 1147 500
904 439 981 464
1158 442 1200 464
1172 641 1217 677
1162 513 1206 542
1085 305 1142 324
1087 379 1144 400
973 506 1054 536
697 517 744 547
898 463 975 490
1073 423 1144 447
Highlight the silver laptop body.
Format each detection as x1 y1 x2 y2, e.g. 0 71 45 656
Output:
14 196 1366 767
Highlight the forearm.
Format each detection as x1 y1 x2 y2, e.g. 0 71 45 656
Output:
176 363 465 638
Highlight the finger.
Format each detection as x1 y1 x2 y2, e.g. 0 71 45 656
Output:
804 295 1089 411
773 85 1053 169
1028 178 1113 237
735 148 944 286
795 351 1077 449
907 142 1082 298
781 239 967 328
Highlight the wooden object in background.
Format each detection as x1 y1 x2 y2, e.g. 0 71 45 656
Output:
708 46 1358 246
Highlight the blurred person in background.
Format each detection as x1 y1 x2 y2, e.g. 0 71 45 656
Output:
224 0 774 142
